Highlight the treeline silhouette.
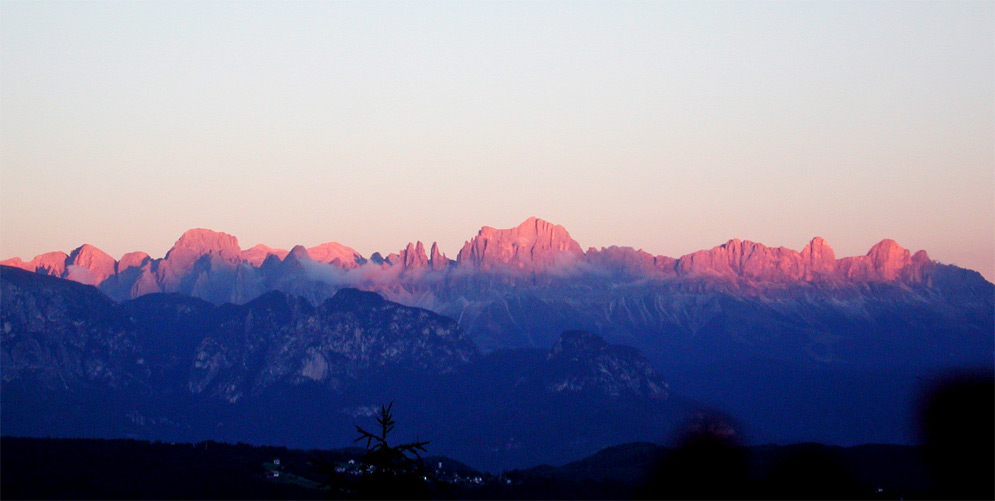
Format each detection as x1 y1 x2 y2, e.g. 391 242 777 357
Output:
2 373 990 500
0 437 331 499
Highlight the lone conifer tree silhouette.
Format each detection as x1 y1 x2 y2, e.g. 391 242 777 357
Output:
311 402 441 500
354 402 437 499
355 402 429 476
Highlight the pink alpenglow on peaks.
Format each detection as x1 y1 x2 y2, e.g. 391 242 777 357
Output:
164 229 242 264
118 251 152 272
671 236 934 284
836 239 930 283
65 244 117 286
306 242 362 269
154 228 244 296
674 238 814 280
457 217 584 273
800 237 837 277
1 251 69 277
400 242 429 269
0 218 976 307
242 245 290 267
391 241 450 271
429 242 450 271
867 239 913 281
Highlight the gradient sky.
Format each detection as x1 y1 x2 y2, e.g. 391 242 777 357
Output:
2 1 993 280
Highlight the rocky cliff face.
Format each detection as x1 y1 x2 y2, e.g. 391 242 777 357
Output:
157 229 242 288
456 217 585 273
188 288 477 402
1 267 479 400
64 244 118 286
543 331 668 398
671 237 934 284
2 251 69 277
0 267 144 391
306 242 363 269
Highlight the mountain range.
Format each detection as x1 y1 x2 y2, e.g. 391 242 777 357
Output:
4 217 989 356
2 217 992 470
2 217 961 303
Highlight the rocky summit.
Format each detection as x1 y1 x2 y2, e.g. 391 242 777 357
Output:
456 216 585 273
543 331 668 399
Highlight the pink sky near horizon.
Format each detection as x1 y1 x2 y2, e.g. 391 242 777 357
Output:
2 1 992 281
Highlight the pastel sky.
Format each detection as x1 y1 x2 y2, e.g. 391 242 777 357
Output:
2 1 993 281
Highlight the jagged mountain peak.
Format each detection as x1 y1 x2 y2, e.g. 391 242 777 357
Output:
0 251 69 277
801 236 835 257
286 245 312 261
118 251 151 271
398 241 429 269
306 242 362 268
866 238 909 262
65 244 117 286
544 330 668 399
457 217 584 272
241 244 289 267
275 245 313 277
865 239 913 281
68 243 113 261
169 228 241 255
429 241 449 270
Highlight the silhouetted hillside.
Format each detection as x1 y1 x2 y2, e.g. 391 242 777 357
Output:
4 436 989 500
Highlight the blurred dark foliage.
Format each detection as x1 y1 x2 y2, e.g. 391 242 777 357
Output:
917 370 995 500
633 369 994 500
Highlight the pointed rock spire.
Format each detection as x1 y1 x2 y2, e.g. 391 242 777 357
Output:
286 245 312 262
399 241 429 269
429 242 450 270
800 237 837 277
